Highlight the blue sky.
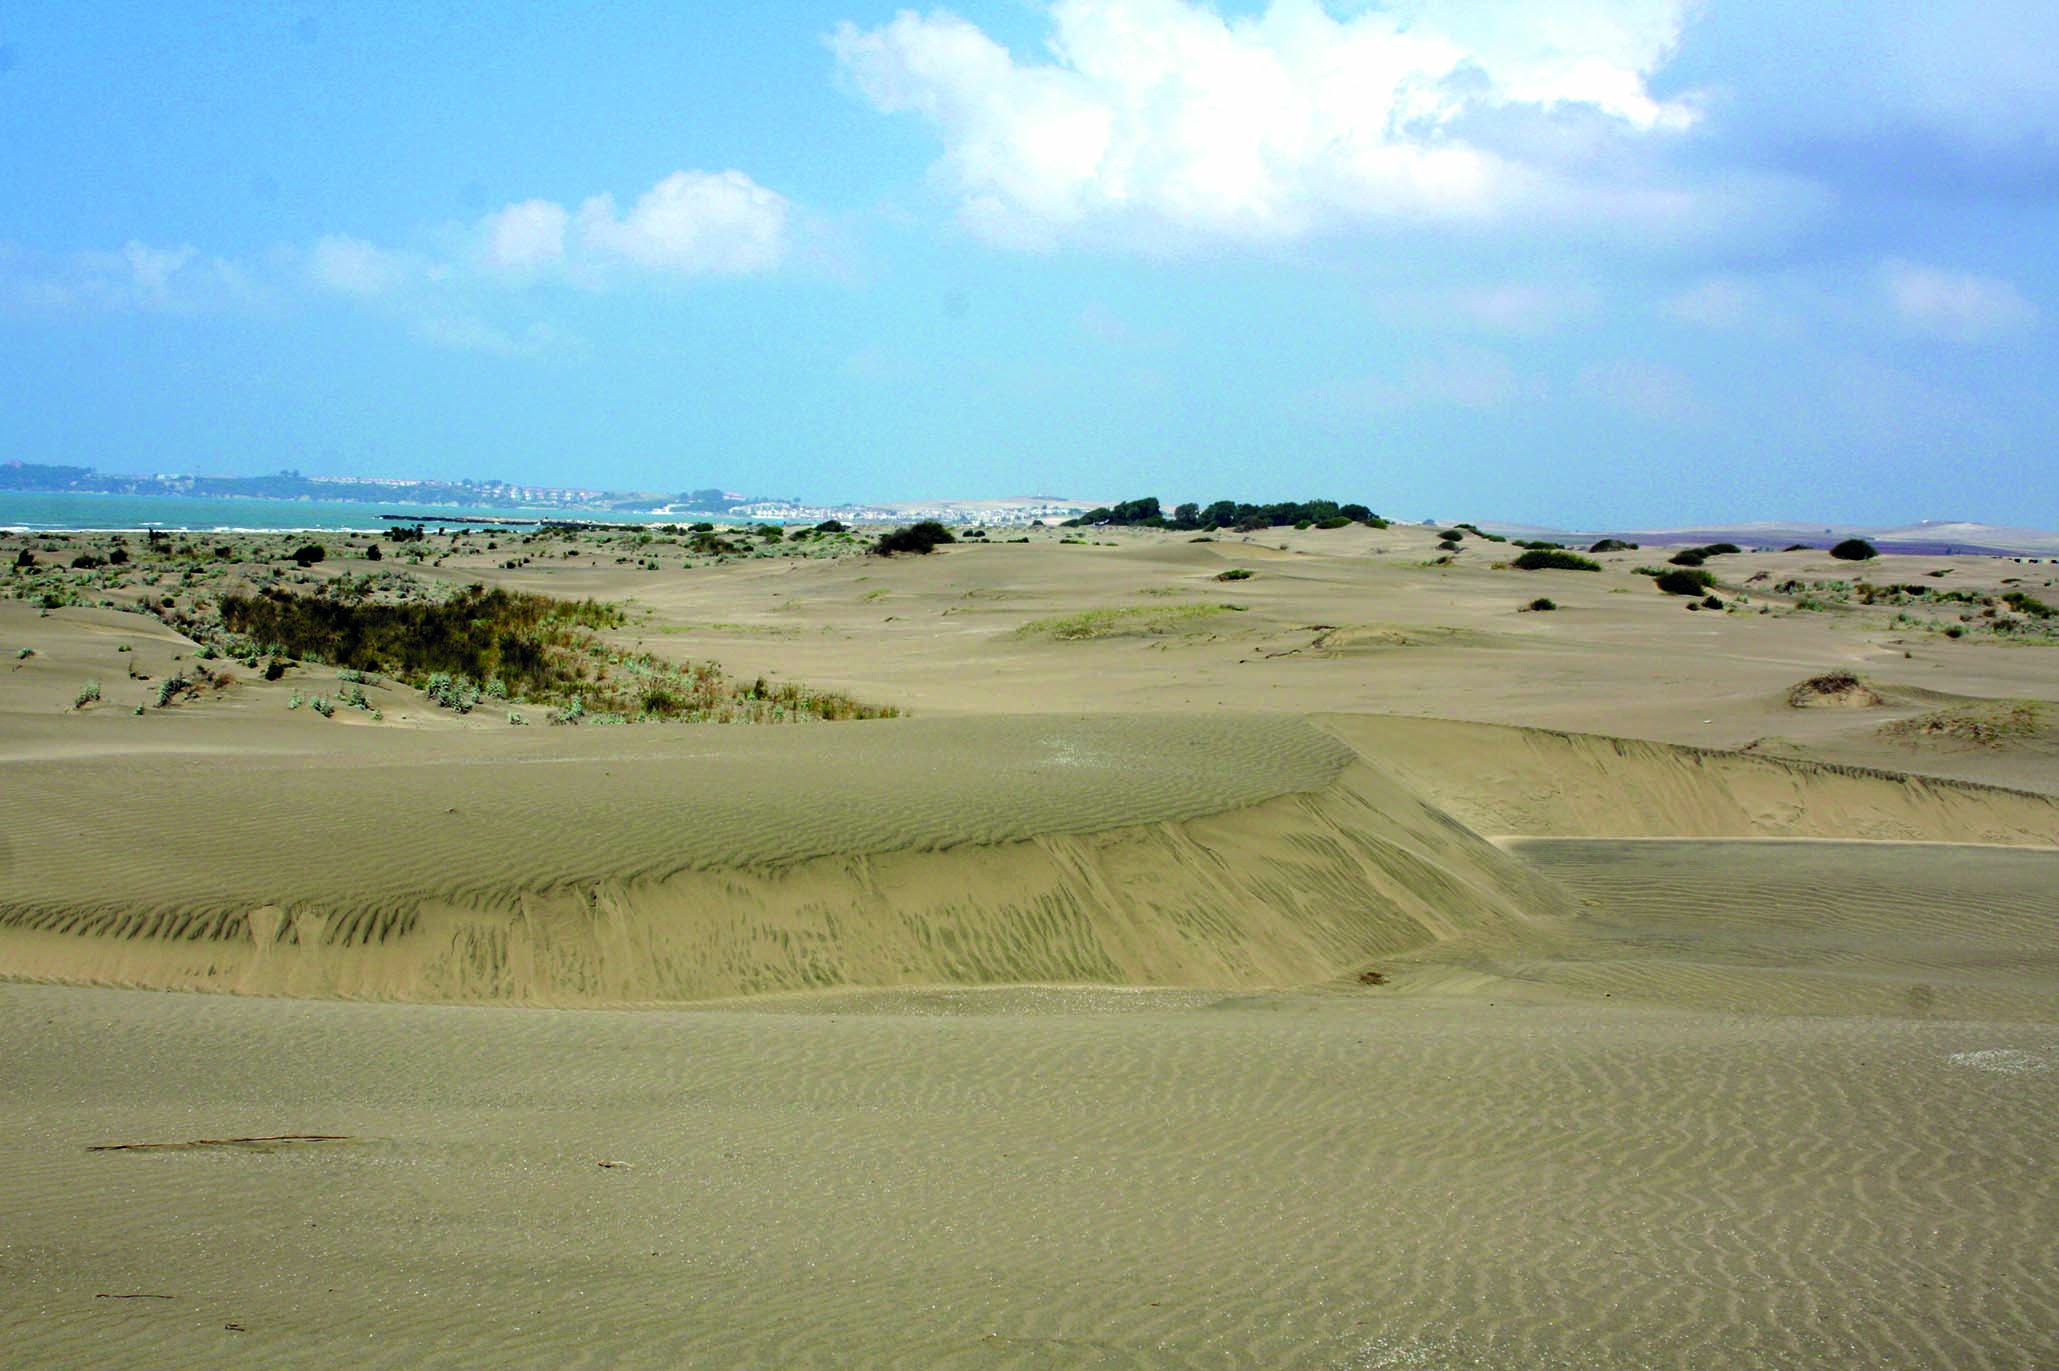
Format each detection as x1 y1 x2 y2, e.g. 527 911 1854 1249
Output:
3 1 2055 526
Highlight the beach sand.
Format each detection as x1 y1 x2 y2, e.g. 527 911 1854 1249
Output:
1 522 2054 1366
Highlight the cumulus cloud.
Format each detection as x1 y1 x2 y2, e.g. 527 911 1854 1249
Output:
481 199 570 271
1883 260 2038 342
831 0 1699 246
315 171 791 290
308 235 426 295
574 170 789 275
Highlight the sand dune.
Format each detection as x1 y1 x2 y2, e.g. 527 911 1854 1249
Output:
5 528 2057 1367
0 714 1579 1003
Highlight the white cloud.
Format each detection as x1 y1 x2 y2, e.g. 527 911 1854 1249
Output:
574 170 790 275
1883 259 2037 343
481 199 569 271
831 0 1698 247
308 235 422 295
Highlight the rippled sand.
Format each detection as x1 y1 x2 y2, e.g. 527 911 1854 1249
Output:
3 530 2056 1367
4 980 2053 1370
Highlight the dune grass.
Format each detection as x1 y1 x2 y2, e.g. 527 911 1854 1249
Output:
1880 700 2046 748
1015 604 1248 641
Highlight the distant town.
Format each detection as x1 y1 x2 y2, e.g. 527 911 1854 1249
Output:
0 462 1097 528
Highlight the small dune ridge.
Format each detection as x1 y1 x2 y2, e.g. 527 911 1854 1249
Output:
4 713 2056 1006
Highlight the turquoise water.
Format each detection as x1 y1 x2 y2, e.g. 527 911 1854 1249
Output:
0 491 688 532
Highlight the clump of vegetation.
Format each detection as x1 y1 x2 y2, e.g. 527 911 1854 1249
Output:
873 521 956 556
1215 568 1254 581
1829 538 1878 561
2002 591 2055 619
1524 597 1557 612
73 679 101 708
1064 496 1381 531
1788 670 1882 708
1511 549 1600 572
218 579 891 724
1653 567 1717 595
1015 604 1247 641
290 543 326 567
1880 700 2045 748
1455 523 1507 542
1589 538 1638 553
220 582 622 697
155 673 191 707
1668 549 1706 567
1314 515 1354 529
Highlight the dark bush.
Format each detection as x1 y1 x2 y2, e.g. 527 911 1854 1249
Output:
1702 594 1725 609
108 547 129 565
1669 549 1706 566
1588 538 1638 553
2002 591 2055 619
70 553 105 569
291 543 326 567
1314 515 1353 529
1654 568 1717 595
1702 543 1742 556
1830 539 1877 560
365 544 383 561
1526 597 1557 612
12 548 34 568
1215 568 1254 581
815 519 848 534
220 583 621 702
1511 549 1601 572
873 521 957 556
1435 528 1465 541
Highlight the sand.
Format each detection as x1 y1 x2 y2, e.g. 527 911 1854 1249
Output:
2 522 2055 1366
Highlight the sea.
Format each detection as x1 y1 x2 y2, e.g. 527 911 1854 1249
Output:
0 491 710 533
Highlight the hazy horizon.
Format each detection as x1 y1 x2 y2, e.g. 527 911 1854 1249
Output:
4 3 2055 528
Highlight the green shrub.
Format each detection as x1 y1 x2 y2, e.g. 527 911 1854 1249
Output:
1829 538 1877 561
1588 538 1637 552
873 521 956 556
1314 515 1353 529
1511 549 1601 572
73 679 101 708
1654 568 1716 595
311 695 334 717
2002 591 2055 619
155 674 190 707
1434 528 1464 541
1525 597 1557 612
1215 568 1254 581
1669 549 1706 566
290 543 326 567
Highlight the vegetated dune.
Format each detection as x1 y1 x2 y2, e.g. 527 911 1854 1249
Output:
0 713 1570 1004
1322 713 2059 845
